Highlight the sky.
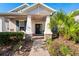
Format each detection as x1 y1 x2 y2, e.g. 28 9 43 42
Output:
0 3 79 13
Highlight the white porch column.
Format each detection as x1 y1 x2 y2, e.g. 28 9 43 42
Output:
25 15 32 40
26 15 32 35
0 17 3 32
44 16 52 40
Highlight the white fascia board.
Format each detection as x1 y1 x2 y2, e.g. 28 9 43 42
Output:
21 3 56 13
40 3 56 12
8 3 29 12
21 3 37 12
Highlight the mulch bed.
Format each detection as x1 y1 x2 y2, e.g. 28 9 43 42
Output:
0 40 33 56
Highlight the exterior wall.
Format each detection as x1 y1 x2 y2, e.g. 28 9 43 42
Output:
0 17 9 32
9 19 16 32
9 19 26 32
2 18 7 32
0 17 3 32
5 19 9 32
74 15 79 22
32 19 45 34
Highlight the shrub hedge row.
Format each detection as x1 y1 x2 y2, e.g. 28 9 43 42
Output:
0 32 24 45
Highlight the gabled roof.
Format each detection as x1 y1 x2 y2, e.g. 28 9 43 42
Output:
9 3 29 12
21 3 56 13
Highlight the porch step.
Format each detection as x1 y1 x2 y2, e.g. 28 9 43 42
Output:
32 36 44 39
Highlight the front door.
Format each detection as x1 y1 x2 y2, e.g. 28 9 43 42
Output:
35 24 42 34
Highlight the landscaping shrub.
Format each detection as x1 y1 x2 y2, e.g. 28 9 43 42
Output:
46 38 53 45
46 39 73 56
0 32 24 45
60 44 71 56
12 41 23 52
72 33 79 43
47 41 61 56
46 39 61 56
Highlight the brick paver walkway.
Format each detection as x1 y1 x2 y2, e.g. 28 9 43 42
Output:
29 38 50 56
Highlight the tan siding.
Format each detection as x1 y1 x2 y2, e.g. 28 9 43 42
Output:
9 19 16 32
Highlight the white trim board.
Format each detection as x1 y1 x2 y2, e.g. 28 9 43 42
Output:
8 3 29 12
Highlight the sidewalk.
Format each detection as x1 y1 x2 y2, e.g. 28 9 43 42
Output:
29 39 50 56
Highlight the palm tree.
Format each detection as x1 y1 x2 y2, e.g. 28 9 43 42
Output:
70 9 79 17
49 10 79 43
49 10 67 37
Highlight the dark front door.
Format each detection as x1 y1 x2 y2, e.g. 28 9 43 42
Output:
35 24 42 34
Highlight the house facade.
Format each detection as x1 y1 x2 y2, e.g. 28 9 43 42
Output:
0 3 56 39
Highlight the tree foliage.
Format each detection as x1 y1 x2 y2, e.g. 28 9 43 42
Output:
49 10 79 43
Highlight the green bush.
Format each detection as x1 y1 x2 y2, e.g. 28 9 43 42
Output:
0 32 24 45
60 44 71 56
46 39 73 56
12 41 23 51
46 39 61 56
46 38 53 45
72 33 79 43
47 41 61 56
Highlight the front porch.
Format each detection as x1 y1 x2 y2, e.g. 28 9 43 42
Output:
25 15 52 40
0 14 52 40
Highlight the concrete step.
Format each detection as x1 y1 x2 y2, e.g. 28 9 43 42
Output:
32 36 44 39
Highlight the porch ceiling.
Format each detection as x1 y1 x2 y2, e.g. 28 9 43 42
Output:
0 13 48 20
31 15 46 21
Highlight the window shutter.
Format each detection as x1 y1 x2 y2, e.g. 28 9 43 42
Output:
16 20 19 31
24 21 26 31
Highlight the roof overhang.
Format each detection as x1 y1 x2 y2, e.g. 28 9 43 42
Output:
0 12 50 19
8 3 56 16
22 3 56 12
0 13 27 16
8 3 29 12
21 3 56 15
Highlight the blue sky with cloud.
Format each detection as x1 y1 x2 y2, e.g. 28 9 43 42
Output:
0 3 79 13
